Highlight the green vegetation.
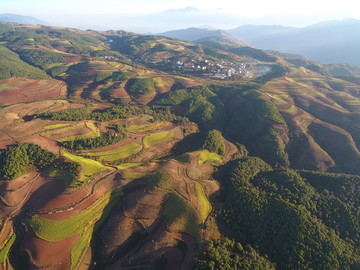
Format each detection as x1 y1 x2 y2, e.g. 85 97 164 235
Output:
254 138 290 168
42 123 70 130
198 150 223 165
61 132 127 150
0 45 47 79
202 129 225 155
0 229 16 264
194 181 212 222
126 121 167 132
17 49 65 69
61 149 110 181
0 144 29 179
40 121 94 137
220 156 360 270
81 142 142 162
28 189 121 242
37 105 189 125
95 71 129 84
48 64 69 77
195 238 275 270
0 143 70 180
144 131 175 147
156 85 226 124
125 78 156 94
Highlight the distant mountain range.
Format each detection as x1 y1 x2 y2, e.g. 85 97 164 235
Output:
0 13 47 25
2 12 360 66
228 19 360 65
159 19 360 65
159 27 248 47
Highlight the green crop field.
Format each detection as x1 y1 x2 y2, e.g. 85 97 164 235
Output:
194 181 212 223
81 142 142 162
0 227 15 264
125 121 168 132
143 131 175 147
41 123 70 130
197 150 223 165
28 189 121 242
61 149 110 181
115 163 143 170
41 122 90 137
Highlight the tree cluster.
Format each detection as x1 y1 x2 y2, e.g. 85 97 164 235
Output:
60 132 127 150
202 129 225 155
0 143 79 180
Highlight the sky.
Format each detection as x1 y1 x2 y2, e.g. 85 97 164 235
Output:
1 0 359 32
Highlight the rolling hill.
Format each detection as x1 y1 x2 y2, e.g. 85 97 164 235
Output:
0 22 358 270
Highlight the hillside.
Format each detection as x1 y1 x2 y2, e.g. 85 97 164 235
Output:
0 22 359 270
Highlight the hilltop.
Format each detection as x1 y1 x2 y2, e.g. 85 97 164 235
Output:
0 22 358 270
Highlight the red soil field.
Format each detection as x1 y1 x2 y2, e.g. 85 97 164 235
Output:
64 56 83 63
21 226 78 270
24 134 61 154
0 78 67 106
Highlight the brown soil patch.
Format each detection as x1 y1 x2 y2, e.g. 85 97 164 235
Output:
49 125 93 140
155 86 169 94
24 177 66 210
64 56 82 63
50 103 84 112
0 131 17 149
81 138 134 153
35 186 90 212
123 188 168 220
167 232 196 270
134 91 157 105
0 78 66 106
21 225 78 270
111 87 130 98
100 213 142 262
38 173 119 221
23 134 61 154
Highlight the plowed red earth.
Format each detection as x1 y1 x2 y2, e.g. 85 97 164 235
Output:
0 78 67 106
21 226 78 270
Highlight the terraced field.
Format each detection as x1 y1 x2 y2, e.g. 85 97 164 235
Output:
81 141 142 162
0 78 67 106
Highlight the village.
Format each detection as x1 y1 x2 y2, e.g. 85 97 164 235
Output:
131 55 257 79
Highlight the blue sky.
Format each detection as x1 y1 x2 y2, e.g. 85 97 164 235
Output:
1 0 358 32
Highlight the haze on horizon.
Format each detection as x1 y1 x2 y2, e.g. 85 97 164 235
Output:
1 0 359 32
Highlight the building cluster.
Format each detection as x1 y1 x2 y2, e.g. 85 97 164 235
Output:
133 55 254 79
